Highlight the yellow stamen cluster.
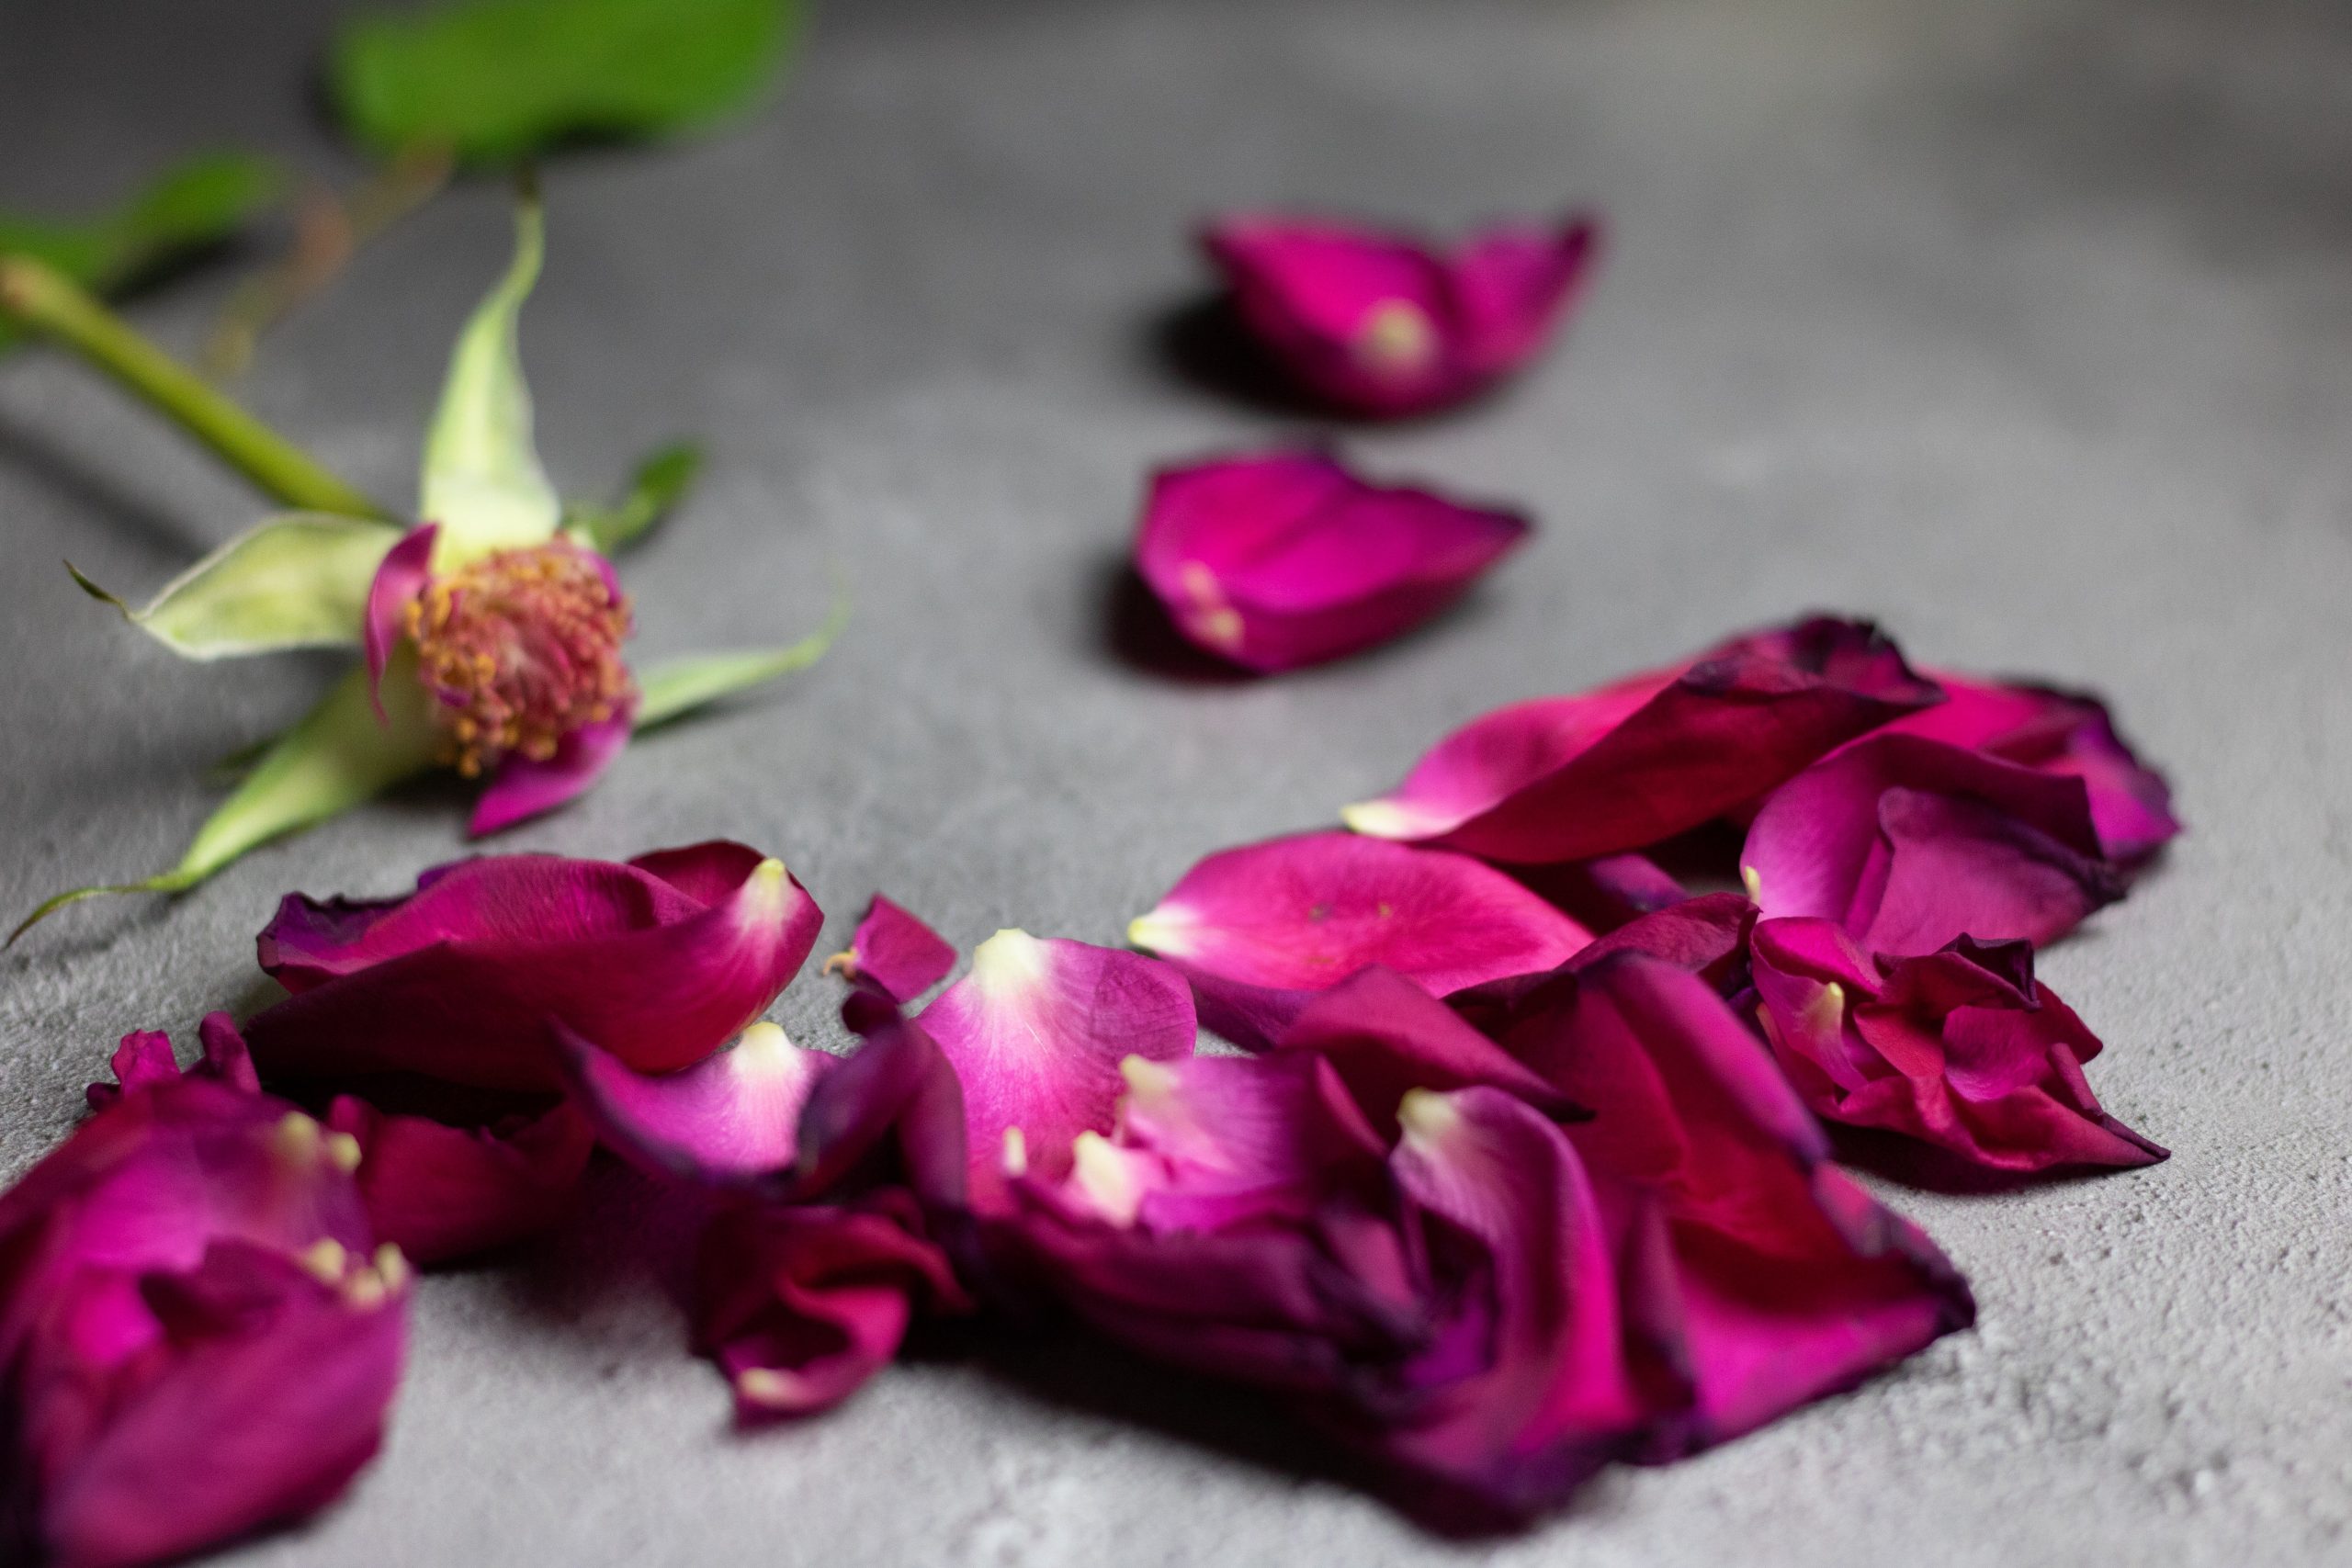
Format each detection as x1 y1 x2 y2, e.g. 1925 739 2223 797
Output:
405 543 634 777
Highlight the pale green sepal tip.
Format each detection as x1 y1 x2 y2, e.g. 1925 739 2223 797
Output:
64 513 398 660
7 871 203 947
567 440 705 555
632 582 850 731
419 191 560 559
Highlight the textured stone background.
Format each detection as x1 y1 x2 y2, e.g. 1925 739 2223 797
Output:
4 1 2350 1563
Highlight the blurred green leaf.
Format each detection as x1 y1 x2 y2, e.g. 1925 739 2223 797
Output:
68 513 401 660
421 197 563 555
333 0 801 167
565 440 704 553
0 152 279 351
634 582 847 729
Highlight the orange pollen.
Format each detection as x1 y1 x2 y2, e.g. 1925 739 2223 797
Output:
403 544 634 777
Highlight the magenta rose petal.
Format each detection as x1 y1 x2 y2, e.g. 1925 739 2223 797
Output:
1379 1086 1652 1515
916 931 1195 1208
1750 917 2166 1172
244 840 823 1089
551 1019 837 1188
466 705 635 837
824 895 958 1003
791 999 971 1209
1129 830 1591 1047
361 523 436 717
1132 450 1531 672
0 1064 402 1567
1504 953 1975 1453
1202 212 1600 416
697 1191 970 1422
1344 616 1942 863
1888 671 2180 865
323 1094 595 1266
1741 734 2123 956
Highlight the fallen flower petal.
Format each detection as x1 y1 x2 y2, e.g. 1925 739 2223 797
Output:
696 1191 970 1422
1888 671 2179 866
553 1019 836 1188
1749 918 2165 1171
246 840 822 1089
1203 211 1600 417
1740 734 2122 956
1503 953 1975 1453
0 1057 401 1568
823 894 957 1003
1344 616 1940 863
324 1093 595 1266
917 930 1194 1207
1133 450 1529 672
1129 830 1590 1047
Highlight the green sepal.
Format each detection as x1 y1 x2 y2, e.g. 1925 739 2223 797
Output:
10 658 439 943
0 152 280 353
633 584 848 730
419 195 560 558
331 0 801 168
564 440 703 554
66 513 401 660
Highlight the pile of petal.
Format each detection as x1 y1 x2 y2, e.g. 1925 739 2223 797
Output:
0 617 2176 1556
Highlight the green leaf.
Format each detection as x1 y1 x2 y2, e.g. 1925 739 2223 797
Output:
0 151 280 351
634 585 848 730
419 196 561 558
67 513 401 660
332 0 800 167
11 659 440 943
565 440 703 553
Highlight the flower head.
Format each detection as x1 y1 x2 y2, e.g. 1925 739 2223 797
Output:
406 540 633 776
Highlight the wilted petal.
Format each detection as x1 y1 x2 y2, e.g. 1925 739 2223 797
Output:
22 1240 407 1568
791 999 971 1210
1742 734 2122 956
1750 918 2165 1172
1345 616 1940 863
552 1020 835 1188
1133 451 1529 672
467 705 634 837
696 1191 969 1422
246 841 823 1089
1203 212 1600 417
917 931 1195 1207
1514 852 1689 933
361 523 436 719
823 895 956 1003
323 1094 594 1266
1377 1087 1650 1517
1889 671 2179 865
1129 831 1590 1047
1506 954 1974 1453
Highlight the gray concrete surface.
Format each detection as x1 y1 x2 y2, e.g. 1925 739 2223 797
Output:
4 0 2350 1562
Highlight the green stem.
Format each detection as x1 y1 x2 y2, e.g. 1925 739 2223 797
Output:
0 253 390 521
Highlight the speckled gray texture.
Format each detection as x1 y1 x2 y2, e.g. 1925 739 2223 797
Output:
3 0 2349 1562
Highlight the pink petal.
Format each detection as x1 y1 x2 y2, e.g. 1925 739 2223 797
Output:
1503 953 1974 1453
1129 830 1591 1047
793 998 971 1209
696 1191 969 1422
1750 918 2165 1172
323 1094 594 1266
1274 966 1580 1135
823 895 957 1003
1380 1086 1650 1517
1133 450 1530 672
1345 616 1941 863
26 1243 406 1568
551 1019 836 1188
362 523 436 720
1514 852 1689 933
467 705 635 837
916 931 1195 1209
1203 212 1600 417
1741 734 2122 956
1888 670 2180 865
245 841 823 1089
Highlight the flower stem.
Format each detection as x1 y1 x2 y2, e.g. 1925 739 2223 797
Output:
0 253 390 520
